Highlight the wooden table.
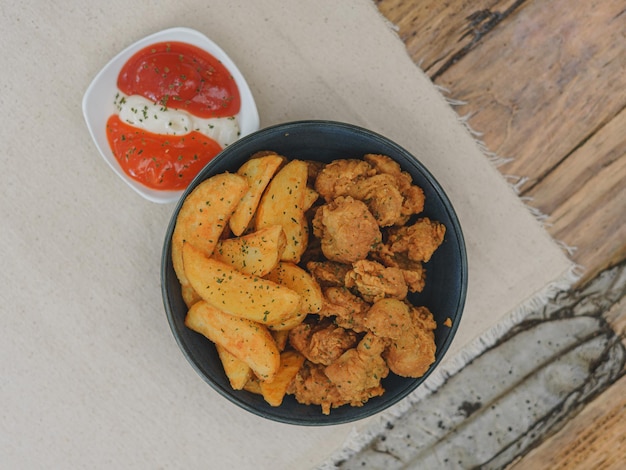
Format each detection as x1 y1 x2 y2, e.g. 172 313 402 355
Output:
375 0 626 467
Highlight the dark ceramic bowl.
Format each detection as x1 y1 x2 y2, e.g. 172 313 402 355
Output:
161 120 467 425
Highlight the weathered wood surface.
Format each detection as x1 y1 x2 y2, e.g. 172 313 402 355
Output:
511 367 626 469
509 293 626 470
371 0 626 468
375 0 525 77
376 0 626 284
338 262 626 469
527 107 626 283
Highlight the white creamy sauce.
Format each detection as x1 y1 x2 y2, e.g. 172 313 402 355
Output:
115 94 240 148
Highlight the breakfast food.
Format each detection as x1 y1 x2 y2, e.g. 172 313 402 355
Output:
173 151 446 414
106 41 242 190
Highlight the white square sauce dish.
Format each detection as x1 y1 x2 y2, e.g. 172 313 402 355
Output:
83 27 259 204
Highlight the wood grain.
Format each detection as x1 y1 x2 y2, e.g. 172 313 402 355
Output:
526 107 626 284
512 272 626 470
429 0 626 190
377 0 626 285
511 372 626 470
375 0 626 468
375 0 525 76
524 107 626 216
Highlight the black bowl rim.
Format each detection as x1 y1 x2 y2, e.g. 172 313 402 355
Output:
161 119 468 425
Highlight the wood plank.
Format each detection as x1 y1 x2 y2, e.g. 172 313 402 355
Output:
526 108 626 284
499 264 626 469
375 0 525 76
605 288 626 342
338 261 626 469
510 371 626 469
431 0 626 191
524 107 626 216
341 317 624 469
377 0 626 285
511 377 626 469
512 289 626 469
373 1 626 469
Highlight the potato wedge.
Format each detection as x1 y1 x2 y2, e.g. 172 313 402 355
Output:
271 329 290 352
259 351 306 406
265 261 323 314
181 284 202 308
212 225 286 277
230 153 285 236
266 311 307 332
303 187 319 212
182 243 301 325
254 159 309 263
172 173 248 288
185 301 280 381
216 344 252 390
243 376 262 395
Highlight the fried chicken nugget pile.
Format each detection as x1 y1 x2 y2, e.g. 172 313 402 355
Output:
177 152 446 415
289 154 446 414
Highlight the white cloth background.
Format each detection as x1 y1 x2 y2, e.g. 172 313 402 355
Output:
1 1 573 468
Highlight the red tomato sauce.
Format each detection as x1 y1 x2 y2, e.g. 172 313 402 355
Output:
118 41 240 118
106 114 222 191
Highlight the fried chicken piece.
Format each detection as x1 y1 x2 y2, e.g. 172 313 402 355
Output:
306 260 351 288
385 331 435 378
373 245 426 293
324 333 389 406
314 159 375 202
363 298 437 377
312 196 381 264
289 361 348 415
399 266 426 293
412 305 437 331
315 154 425 227
290 331 390 414
289 320 358 366
387 217 446 263
363 298 414 339
346 173 404 227
400 184 426 221
304 160 326 187
345 259 408 302
318 287 371 333
364 153 425 220
363 153 401 176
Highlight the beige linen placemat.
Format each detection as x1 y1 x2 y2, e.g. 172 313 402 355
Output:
1 1 574 468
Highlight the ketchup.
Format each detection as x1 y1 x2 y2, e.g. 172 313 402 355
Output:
106 114 222 191
118 41 240 118
107 41 241 191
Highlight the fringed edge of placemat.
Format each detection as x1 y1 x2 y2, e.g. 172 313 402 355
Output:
319 262 582 469
435 85 584 264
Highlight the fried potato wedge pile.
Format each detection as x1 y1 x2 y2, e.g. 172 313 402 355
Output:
255 159 310 263
172 151 445 413
173 153 321 406
182 242 301 325
185 301 280 381
230 152 285 236
213 224 286 277
172 173 248 291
